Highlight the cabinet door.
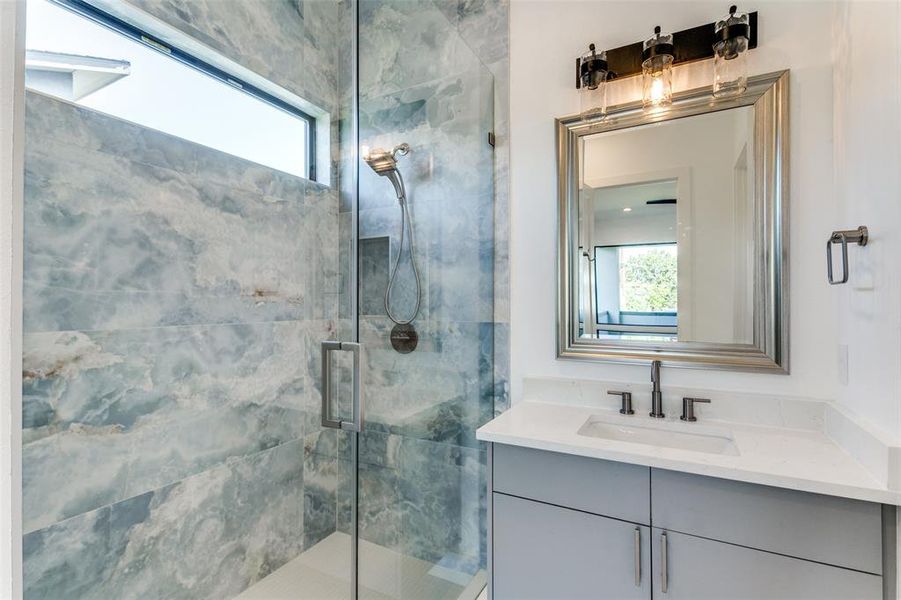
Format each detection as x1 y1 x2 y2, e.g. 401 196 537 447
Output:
493 493 650 600
651 528 883 600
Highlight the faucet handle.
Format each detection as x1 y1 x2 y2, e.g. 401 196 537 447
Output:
680 397 711 422
608 390 634 415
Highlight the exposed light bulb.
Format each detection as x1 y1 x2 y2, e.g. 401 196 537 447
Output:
641 26 674 109
650 77 665 104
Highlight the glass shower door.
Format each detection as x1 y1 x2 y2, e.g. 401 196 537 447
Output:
20 0 355 598
353 1 496 598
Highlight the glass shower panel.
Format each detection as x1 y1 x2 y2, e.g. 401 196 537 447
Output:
20 0 354 598
356 1 495 598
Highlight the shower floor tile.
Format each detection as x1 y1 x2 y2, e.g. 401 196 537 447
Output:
236 532 486 600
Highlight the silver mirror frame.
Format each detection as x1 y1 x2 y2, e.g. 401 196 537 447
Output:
557 70 789 372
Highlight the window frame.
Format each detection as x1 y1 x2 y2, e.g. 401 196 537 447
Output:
42 0 318 181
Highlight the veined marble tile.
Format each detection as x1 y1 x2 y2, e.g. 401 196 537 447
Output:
397 437 484 571
356 317 494 447
492 322 510 415
449 0 510 66
303 440 339 550
359 0 482 99
24 108 339 332
357 461 402 550
24 440 306 599
22 320 320 533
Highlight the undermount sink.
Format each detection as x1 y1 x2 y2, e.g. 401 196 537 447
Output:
577 415 740 456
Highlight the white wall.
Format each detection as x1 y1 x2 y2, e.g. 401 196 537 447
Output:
831 1 901 443
510 1 844 411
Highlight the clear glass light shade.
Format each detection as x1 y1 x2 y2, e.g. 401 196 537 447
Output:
580 83 608 118
579 45 608 118
642 28 674 109
713 6 750 98
642 55 673 108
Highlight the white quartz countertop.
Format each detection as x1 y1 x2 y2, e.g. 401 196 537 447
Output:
477 401 901 505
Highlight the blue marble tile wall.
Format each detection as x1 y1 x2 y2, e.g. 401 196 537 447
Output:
345 0 509 577
21 0 350 596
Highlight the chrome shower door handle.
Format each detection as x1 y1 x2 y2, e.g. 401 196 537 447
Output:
320 340 363 432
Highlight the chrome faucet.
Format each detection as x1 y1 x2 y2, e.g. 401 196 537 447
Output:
650 360 664 418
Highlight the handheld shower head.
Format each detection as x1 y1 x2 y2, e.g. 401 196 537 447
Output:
363 143 410 201
362 142 421 328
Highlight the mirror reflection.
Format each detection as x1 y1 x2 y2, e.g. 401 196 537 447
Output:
577 106 757 345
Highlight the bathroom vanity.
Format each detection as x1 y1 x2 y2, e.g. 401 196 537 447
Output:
497 39 901 600
479 401 899 600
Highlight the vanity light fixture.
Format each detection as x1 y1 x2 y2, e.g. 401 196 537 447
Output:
713 5 751 97
623 207 632 212
571 11 758 108
576 43 609 118
642 26 674 109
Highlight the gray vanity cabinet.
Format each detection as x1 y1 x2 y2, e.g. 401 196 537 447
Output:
489 444 889 600
493 493 651 600
651 528 884 599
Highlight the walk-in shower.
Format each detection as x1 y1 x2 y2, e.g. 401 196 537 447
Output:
20 0 500 598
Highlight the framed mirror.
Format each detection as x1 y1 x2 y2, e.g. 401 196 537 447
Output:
557 70 788 372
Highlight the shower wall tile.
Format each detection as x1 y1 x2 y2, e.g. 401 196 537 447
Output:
24 440 306 600
357 461 403 550
303 440 338 550
25 65 341 598
444 0 510 67
397 437 484 571
302 0 342 112
24 96 338 333
358 317 493 446
359 0 480 99
359 236 390 316
493 322 511 414
21 319 319 533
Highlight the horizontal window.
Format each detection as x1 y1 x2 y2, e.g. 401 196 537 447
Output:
25 0 315 180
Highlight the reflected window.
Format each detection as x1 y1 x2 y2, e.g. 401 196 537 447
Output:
594 243 678 338
25 0 315 180
617 244 677 313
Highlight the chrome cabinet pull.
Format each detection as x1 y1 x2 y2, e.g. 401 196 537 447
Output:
660 531 668 594
633 527 641 587
320 340 363 432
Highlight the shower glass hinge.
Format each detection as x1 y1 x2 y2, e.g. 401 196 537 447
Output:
488 131 496 147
